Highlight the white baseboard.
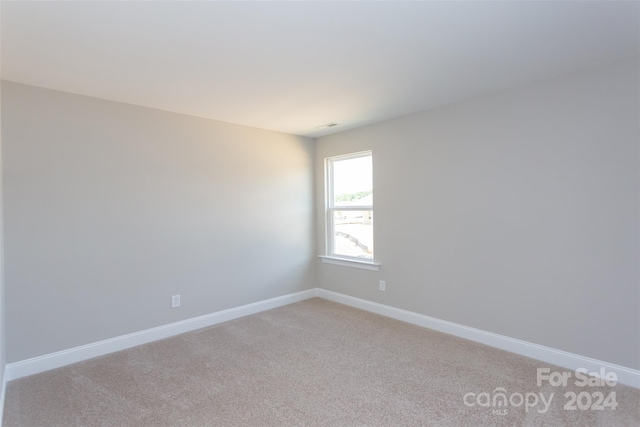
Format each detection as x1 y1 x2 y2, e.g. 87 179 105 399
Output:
316 289 640 389
5 289 317 381
5 287 639 390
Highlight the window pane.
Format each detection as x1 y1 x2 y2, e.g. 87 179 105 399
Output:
332 155 372 207
332 210 373 259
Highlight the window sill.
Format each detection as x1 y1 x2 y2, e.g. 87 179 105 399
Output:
318 255 381 271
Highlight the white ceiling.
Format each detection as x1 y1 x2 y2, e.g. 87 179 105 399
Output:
2 1 639 138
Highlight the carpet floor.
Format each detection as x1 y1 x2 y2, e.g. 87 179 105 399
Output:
3 298 639 426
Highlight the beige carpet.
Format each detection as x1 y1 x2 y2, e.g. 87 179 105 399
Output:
3 298 639 426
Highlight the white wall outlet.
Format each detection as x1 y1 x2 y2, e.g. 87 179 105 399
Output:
171 295 181 308
379 280 386 292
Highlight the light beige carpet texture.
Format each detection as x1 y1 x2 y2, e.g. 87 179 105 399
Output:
4 298 639 426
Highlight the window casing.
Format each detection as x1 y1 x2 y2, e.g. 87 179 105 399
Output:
325 151 374 262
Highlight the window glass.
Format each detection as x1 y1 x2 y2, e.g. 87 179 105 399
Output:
326 152 373 260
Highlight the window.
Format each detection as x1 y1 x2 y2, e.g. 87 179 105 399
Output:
322 151 378 269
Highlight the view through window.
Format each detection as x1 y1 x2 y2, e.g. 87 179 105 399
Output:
326 152 373 260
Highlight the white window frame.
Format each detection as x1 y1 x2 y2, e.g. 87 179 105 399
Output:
319 151 380 270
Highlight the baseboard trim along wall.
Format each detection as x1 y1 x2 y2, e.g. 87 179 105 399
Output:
5 289 317 382
316 289 640 389
5 288 639 389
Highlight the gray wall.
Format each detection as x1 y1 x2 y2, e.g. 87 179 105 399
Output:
315 57 640 370
2 82 316 363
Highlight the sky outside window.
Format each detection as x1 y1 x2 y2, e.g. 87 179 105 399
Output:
333 156 372 205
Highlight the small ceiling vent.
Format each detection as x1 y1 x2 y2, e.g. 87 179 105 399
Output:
315 122 338 129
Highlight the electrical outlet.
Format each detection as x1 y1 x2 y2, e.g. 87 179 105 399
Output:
171 295 181 308
379 280 386 292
